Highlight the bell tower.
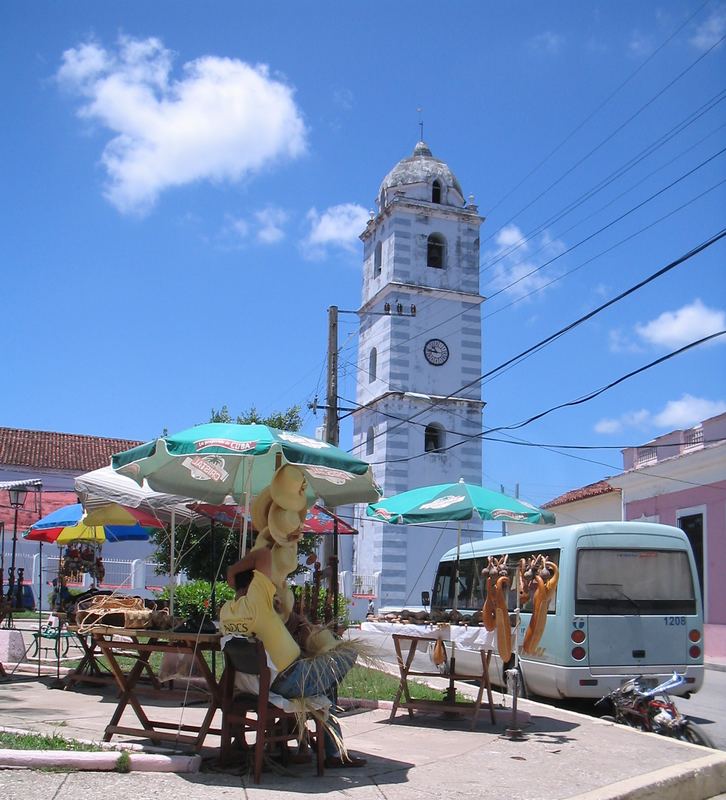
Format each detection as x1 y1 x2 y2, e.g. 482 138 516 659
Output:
352 141 485 608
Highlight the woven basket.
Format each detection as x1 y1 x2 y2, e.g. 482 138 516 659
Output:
75 595 153 630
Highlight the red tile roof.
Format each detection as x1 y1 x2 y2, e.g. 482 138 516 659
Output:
543 480 619 509
0 427 143 473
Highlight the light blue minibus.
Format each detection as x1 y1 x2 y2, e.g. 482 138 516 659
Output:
431 521 704 699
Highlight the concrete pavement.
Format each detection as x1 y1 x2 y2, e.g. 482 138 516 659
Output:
1 664 726 800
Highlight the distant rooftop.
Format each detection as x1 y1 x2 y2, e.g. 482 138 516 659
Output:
543 480 619 509
0 427 143 473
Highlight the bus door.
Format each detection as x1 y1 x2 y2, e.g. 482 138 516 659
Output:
575 548 697 668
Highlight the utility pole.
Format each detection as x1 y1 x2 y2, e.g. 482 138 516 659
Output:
321 305 340 610
325 305 339 447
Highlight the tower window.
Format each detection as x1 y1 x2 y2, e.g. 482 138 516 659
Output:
374 241 382 277
432 179 442 204
427 233 446 269
366 426 375 455
424 423 445 453
368 348 377 382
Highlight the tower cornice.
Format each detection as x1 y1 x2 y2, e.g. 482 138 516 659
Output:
350 389 485 414
359 281 485 314
361 195 484 241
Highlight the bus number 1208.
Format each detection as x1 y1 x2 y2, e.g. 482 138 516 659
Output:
664 616 686 626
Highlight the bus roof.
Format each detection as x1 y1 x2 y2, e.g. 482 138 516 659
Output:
439 520 689 562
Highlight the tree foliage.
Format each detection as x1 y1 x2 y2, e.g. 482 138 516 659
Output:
209 404 303 431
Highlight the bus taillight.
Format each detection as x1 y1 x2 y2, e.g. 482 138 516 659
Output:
571 646 586 661
689 645 701 658
688 629 701 643
571 629 586 644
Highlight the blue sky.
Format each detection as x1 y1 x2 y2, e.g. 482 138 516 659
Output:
2 1 725 508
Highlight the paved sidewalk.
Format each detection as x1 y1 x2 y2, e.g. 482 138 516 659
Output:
1 669 726 800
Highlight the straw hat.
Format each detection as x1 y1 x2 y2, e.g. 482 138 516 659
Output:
251 487 273 532
267 501 306 544
270 465 308 512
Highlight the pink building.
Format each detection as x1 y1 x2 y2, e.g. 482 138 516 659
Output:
608 412 726 625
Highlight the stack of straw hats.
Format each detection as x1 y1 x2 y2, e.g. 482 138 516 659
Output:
252 465 308 544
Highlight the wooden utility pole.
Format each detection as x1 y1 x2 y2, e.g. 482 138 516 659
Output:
323 305 339 614
325 305 339 447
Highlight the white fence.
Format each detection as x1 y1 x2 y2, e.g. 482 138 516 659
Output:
3 548 381 619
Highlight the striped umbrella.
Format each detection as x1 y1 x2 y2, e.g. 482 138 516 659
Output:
23 503 160 544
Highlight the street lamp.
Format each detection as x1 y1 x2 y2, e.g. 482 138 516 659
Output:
7 487 28 622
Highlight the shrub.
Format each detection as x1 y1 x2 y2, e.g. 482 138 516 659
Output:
156 580 234 619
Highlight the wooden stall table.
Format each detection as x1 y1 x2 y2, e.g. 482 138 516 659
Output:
362 622 497 729
88 626 222 750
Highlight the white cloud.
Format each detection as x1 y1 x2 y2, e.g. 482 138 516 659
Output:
653 395 726 429
594 395 726 435
690 7 726 51
255 207 288 244
608 328 643 354
628 31 655 57
302 203 368 260
529 32 564 54
485 224 566 301
57 36 307 214
594 409 650 435
635 299 725 349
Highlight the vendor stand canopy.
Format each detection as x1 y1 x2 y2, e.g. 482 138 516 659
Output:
111 423 381 507
23 503 159 544
367 479 555 609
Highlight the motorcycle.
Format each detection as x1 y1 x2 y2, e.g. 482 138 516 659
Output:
597 672 714 748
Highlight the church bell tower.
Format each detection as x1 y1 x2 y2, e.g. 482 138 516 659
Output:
352 141 485 607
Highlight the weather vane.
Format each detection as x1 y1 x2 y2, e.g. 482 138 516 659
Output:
417 106 424 141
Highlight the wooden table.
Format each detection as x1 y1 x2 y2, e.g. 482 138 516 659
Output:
88 626 223 750
375 625 497 729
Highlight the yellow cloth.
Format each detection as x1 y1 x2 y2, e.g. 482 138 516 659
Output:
219 570 300 672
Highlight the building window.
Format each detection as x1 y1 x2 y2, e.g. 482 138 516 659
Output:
432 179 442 204
684 427 703 449
374 241 382 276
636 446 657 467
424 423 445 453
366 426 375 455
368 348 377 382
427 233 445 268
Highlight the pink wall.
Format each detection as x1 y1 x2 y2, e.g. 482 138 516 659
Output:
625 480 726 624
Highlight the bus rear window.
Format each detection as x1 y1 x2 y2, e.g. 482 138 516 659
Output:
576 549 696 615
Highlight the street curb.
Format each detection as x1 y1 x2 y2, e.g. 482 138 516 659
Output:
563 752 726 800
705 661 726 673
0 749 201 773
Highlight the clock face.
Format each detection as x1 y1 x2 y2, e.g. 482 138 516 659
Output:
424 338 449 366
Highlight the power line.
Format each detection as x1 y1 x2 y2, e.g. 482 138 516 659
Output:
349 227 726 454
365 330 725 466
480 91 726 277
480 29 726 249
483 0 713 217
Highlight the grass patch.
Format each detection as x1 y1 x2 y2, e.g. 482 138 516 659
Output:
116 750 131 773
0 731 101 752
340 665 465 702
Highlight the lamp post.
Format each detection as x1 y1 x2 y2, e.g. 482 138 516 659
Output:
7 487 28 625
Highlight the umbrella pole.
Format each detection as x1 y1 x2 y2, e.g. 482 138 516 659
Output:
332 519 339 625
452 523 461 612
239 461 253 558
169 510 176 617
37 542 43 678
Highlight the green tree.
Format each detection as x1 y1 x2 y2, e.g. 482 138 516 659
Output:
209 404 303 431
150 403 319 586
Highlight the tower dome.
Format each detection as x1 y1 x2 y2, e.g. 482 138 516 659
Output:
378 141 464 209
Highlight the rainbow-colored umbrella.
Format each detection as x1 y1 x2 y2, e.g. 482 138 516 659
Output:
23 503 159 544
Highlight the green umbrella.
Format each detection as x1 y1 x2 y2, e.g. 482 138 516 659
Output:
367 479 555 609
113 423 380 509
